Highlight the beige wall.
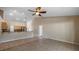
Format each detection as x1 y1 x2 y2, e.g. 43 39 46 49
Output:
33 16 79 44
0 22 1 32
74 18 79 44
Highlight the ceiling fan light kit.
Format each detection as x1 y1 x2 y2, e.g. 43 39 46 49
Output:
36 12 39 15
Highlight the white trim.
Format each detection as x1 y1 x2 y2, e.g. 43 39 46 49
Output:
0 36 34 44
43 36 79 45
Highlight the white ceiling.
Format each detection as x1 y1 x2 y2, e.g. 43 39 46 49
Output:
44 7 79 16
0 7 79 22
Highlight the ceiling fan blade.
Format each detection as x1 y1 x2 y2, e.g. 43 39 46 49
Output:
39 11 46 13
32 13 36 16
28 9 36 12
38 14 41 16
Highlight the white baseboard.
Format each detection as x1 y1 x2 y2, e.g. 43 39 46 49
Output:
0 36 34 44
43 36 79 45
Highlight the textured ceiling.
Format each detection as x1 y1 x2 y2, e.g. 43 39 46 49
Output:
0 7 79 22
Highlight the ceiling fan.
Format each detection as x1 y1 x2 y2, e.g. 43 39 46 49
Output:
28 7 47 16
